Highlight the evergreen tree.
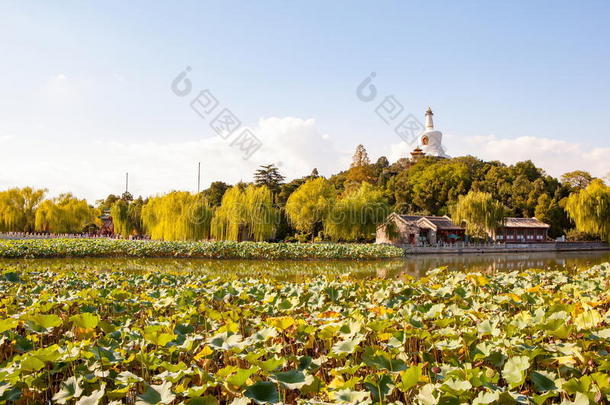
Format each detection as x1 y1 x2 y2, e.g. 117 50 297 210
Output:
350 144 370 168
254 164 285 193
375 156 389 168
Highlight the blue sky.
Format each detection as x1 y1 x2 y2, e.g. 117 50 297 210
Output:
1 1 609 201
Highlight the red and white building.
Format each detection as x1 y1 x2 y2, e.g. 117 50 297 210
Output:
494 217 550 243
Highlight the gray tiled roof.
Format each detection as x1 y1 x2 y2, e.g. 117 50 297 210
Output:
398 215 463 230
502 217 550 228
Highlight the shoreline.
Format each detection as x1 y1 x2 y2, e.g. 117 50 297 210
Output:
401 241 610 255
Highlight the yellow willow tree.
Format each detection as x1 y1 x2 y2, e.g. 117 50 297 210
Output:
211 185 279 241
141 191 212 241
452 191 506 240
324 182 390 242
285 177 336 239
110 197 145 238
34 193 97 233
565 179 610 242
0 187 47 232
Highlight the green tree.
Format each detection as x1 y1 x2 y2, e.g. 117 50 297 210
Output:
565 179 610 242
561 170 594 191
285 178 336 239
95 194 120 212
452 191 506 240
141 191 212 241
203 181 230 207
35 193 97 233
391 157 471 215
324 182 390 242
534 193 569 238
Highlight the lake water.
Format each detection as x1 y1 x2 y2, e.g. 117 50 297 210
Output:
1 250 608 281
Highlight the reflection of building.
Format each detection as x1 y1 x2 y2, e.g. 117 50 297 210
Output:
376 213 465 245
494 217 550 243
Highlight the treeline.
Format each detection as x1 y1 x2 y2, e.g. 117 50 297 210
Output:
1 146 609 242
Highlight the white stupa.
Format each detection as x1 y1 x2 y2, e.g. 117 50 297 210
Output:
417 108 450 158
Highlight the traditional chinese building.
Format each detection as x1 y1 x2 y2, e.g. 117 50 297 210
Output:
493 217 550 243
376 213 465 245
98 211 114 236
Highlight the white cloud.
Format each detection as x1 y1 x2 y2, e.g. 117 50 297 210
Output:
0 117 347 202
55 74 67 81
2 117 608 204
389 134 610 179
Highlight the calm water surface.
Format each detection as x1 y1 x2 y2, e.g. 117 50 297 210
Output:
1 250 608 281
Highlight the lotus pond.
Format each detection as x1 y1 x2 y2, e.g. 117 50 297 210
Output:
0 255 610 404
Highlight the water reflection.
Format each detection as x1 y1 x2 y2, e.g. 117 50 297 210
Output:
0 250 608 281
399 250 610 278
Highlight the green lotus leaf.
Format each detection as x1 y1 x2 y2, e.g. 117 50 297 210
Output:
3 272 20 282
227 367 258 388
471 391 500 405
20 355 45 372
248 327 277 342
186 395 218 405
75 383 106 405
362 349 407 372
136 382 176 405
331 337 362 357
116 371 143 386
363 374 393 402
0 318 19 334
398 365 422 392
52 376 84 404
259 356 285 372
416 383 439 405
562 375 592 394
574 309 602 331
207 331 243 351
530 370 557 392
502 356 530 388
143 325 176 347
26 313 62 330
441 378 472 395
334 388 371 404
244 381 279 404
595 328 610 339
271 370 313 389
70 313 100 329
562 392 591 405
477 319 500 337
532 391 559 405
229 397 251 405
